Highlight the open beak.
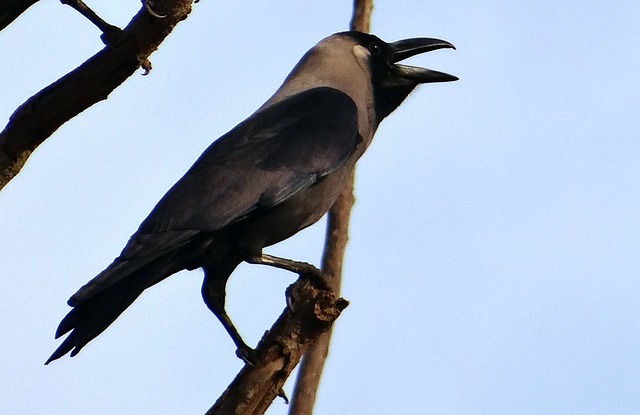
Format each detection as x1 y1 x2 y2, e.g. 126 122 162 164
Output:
390 37 458 83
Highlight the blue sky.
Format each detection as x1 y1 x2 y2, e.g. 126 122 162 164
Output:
1 1 639 414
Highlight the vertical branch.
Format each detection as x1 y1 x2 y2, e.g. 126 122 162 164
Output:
350 0 373 32
288 2 373 414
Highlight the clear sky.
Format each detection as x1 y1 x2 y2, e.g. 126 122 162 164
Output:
1 1 639 414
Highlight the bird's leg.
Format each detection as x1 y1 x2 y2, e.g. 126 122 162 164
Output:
245 253 331 290
216 309 257 365
209 304 257 365
202 274 257 365
210 306 257 365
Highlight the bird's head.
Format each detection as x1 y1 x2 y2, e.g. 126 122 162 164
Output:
264 32 456 128
341 31 457 121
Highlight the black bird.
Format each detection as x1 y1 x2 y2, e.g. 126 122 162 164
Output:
46 31 457 364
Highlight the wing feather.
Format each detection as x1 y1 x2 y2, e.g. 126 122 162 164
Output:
139 87 360 234
72 87 359 303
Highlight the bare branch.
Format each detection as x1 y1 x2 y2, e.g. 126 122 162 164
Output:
350 0 374 33
0 0 193 190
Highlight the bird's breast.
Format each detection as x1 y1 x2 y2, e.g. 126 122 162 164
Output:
229 164 355 255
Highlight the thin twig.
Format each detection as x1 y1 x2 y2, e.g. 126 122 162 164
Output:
0 0 193 190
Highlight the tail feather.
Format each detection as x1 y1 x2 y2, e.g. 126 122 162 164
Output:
46 274 145 363
68 230 199 306
45 249 192 365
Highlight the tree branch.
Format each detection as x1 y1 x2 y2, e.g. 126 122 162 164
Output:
205 278 348 415
288 1 373 414
350 0 374 33
0 0 193 190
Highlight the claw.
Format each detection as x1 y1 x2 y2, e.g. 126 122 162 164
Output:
143 0 167 18
140 59 153 76
235 345 257 366
277 387 289 404
286 290 295 311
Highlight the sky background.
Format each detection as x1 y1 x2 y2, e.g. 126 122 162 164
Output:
1 1 639 414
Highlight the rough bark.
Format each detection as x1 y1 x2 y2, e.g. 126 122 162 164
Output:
205 278 349 415
287 1 373 414
0 0 193 190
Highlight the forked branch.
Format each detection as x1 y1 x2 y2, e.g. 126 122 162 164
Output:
205 278 348 415
0 0 193 190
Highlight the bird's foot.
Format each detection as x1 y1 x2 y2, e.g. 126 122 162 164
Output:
235 344 257 366
246 253 332 290
277 387 289 404
298 268 332 291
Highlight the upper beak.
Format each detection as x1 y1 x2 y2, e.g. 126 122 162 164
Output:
390 37 458 83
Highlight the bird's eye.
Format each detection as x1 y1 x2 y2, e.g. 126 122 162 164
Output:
369 42 382 56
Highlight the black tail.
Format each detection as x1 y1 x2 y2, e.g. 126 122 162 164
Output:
45 252 189 364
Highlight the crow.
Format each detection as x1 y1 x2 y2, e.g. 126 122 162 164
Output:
46 31 457 364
